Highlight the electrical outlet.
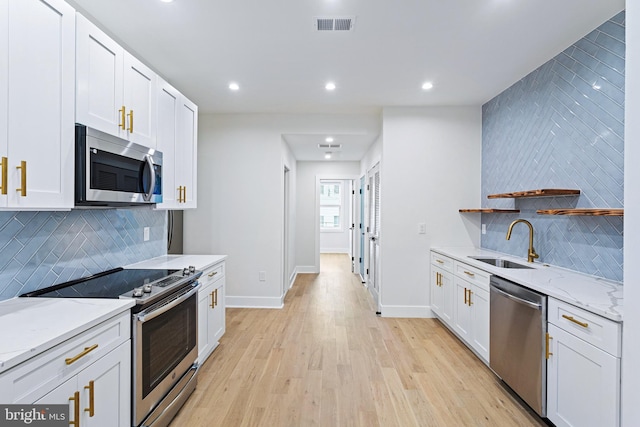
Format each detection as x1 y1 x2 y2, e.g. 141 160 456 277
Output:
143 227 150 241
418 223 426 234
259 271 266 281
482 224 486 235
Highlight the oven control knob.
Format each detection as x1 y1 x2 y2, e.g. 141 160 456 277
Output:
132 288 144 297
189 266 196 274
183 268 190 276
143 284 153 293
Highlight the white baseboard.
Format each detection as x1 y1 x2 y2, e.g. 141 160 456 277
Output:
225 295 284 309
296 265 319 274
320 248 350 254
379 304 435 318
289 269 297 289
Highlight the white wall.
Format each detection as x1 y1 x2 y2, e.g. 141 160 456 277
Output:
622 3 639 426
379 107 482 317
320 179 353 254
184 113 378 307
296 162 361 271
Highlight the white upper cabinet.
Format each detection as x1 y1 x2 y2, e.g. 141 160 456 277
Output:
0 0 75 209
76 14 157 148
155 78 198 209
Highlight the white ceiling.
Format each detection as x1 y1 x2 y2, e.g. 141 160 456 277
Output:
67 0 625 160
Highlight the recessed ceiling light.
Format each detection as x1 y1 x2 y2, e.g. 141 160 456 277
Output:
325 137 334 143
422 82 434 90
325 152 332 159
229 82 240 91
159 0 173 3
325 82 336 91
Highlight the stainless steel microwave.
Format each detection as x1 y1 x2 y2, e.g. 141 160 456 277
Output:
75 124 162 207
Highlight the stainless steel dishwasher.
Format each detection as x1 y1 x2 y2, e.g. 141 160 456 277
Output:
490 275 547 417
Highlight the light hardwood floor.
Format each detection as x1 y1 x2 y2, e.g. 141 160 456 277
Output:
171 253 548 426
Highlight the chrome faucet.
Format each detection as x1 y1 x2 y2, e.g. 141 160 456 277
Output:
506 219 539 263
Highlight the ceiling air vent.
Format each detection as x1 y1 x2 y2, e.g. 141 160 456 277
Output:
315 17 356 32
318 144 342 149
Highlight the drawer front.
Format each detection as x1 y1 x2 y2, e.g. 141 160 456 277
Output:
548 298 621 357
0 312 130 404
431 252 453 272
200 262 225 288
454 261 490 290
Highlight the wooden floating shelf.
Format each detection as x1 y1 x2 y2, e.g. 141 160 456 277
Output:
537 209 624 216
487 189 581 199
459 209 520 213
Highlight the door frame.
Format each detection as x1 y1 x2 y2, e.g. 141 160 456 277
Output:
314 174 359 273
365 162 381 312
282 165 291 301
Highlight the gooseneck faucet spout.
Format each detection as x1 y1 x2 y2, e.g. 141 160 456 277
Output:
506 219 539 263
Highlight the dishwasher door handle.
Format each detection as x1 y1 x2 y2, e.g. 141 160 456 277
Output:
491 286 542 310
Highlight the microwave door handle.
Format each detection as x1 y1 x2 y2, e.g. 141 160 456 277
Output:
136 284 200 323
143 154 156 201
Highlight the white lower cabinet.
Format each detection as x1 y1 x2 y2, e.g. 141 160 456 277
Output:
198 261 226 365
431 254 454 326
0 312 131 427
430 251 490 364
452 274 490 363
35 342 131 427
547 298 621 427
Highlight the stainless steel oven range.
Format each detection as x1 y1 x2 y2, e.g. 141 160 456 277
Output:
22 266 202 427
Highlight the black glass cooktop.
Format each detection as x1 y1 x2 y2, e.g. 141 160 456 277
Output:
21 268 179 299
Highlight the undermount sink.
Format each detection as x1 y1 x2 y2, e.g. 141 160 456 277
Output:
468 256 533 269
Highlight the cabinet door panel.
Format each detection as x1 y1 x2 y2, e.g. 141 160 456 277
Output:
470 285 489 362
123 53 156 147
440 270 453 326
34 376 77 424
431 266 443 317
547 324 620 427
78 342 130 427
76 14 124 136
213 282 225 342
155 80 179 208
176 96 197 208
7 0 74 208
453 277 471 341
198 285 213 364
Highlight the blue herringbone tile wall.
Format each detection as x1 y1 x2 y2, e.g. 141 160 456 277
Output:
0 209 166 300
481 11 625 282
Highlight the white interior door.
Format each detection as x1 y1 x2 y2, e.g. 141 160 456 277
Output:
349 179 356 273
367 164 381 309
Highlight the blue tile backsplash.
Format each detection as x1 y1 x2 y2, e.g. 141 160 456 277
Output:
0 209 166 300
481 11 625 282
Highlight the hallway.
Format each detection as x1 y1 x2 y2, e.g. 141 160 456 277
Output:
171 254 546 426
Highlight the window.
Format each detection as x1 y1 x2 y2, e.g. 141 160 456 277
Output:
320 181 342 231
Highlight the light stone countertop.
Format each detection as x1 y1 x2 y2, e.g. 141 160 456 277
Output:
126 254 227 271
0 298 135 374
432 247 623 322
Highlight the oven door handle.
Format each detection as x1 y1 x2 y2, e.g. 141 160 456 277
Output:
491 285 542 310
143 154 156 202
136 284 200 323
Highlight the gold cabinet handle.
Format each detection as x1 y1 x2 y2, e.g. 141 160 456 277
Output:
84 380 95 417
119 106 126 130
177 186 182 203
208 271 218 278
16 160 26 197
127 110 134 133
183 186 186 203
463 287 468 305
0 156 7 195
214 289 218 307
210 291 215 308
467 289 473 306
562 314 589 328
463 271 475 277
545 333 553 359
435 259 444 264
69 391 80 427
65 344 99 365
435 272 440 287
